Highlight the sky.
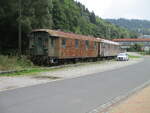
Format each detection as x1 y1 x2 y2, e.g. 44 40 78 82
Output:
76 0 150 20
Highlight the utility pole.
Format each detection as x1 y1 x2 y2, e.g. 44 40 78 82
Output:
108 27 111 39
18 0 22 56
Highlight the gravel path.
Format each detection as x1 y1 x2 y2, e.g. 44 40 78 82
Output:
0 58 143 92
39 59 143 79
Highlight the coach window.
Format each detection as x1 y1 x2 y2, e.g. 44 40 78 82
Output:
102 43 105 48
62 39 66 48
85 40 89 49
75 39 79 48
94 42 97 49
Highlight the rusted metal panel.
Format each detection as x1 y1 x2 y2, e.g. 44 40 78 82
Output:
59 38 98 59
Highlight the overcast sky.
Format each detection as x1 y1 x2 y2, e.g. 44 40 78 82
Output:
76 0 150 20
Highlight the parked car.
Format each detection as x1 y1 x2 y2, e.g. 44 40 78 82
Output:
116 53 129 61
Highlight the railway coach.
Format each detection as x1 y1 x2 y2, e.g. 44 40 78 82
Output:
29 29 120 65
99 39 121 58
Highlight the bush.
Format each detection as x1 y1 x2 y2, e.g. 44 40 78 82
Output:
127 44 143 52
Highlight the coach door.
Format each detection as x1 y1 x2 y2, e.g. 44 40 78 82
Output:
36 36 45 55
49 36 57 56
100 42 105 56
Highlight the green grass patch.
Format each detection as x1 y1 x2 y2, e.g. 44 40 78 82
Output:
0 67 64 76
139 51 150 55
128 55 141 59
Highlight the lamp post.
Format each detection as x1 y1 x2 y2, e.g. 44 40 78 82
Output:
18 0 22 55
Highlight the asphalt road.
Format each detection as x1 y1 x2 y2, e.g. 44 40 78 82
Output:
0 57 150 113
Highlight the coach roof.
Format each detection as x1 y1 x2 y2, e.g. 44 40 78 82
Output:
32 29 101 42
113 38 150 42
101 39 120 45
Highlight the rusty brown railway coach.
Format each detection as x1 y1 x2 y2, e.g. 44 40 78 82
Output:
29 29 121 65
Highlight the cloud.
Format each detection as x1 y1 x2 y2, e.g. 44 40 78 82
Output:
76 0 150 20
76 0 112 16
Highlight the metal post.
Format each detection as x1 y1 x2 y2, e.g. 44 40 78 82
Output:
108 27 111 39
18 0 22 55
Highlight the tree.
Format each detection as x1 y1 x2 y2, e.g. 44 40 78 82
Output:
0 0 138 54
0 0 53 54
129 43 143 52
89 11 96 24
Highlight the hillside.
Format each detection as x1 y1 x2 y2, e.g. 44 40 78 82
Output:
0 0 137 54
106 18 150 35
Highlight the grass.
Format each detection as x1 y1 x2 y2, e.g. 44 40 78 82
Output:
128 55 141 59
139 51 150 55
0 67 64 76
0 55 116 76
0 55 33 71
0 55 67 76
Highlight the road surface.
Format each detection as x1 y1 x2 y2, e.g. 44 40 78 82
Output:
0 57 150 113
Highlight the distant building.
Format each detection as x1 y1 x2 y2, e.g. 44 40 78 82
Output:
113 38 150 51
138 35 150 38
143 35 150 38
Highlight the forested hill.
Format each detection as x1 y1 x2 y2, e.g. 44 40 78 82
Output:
106 18 150 35
0 0 137 54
